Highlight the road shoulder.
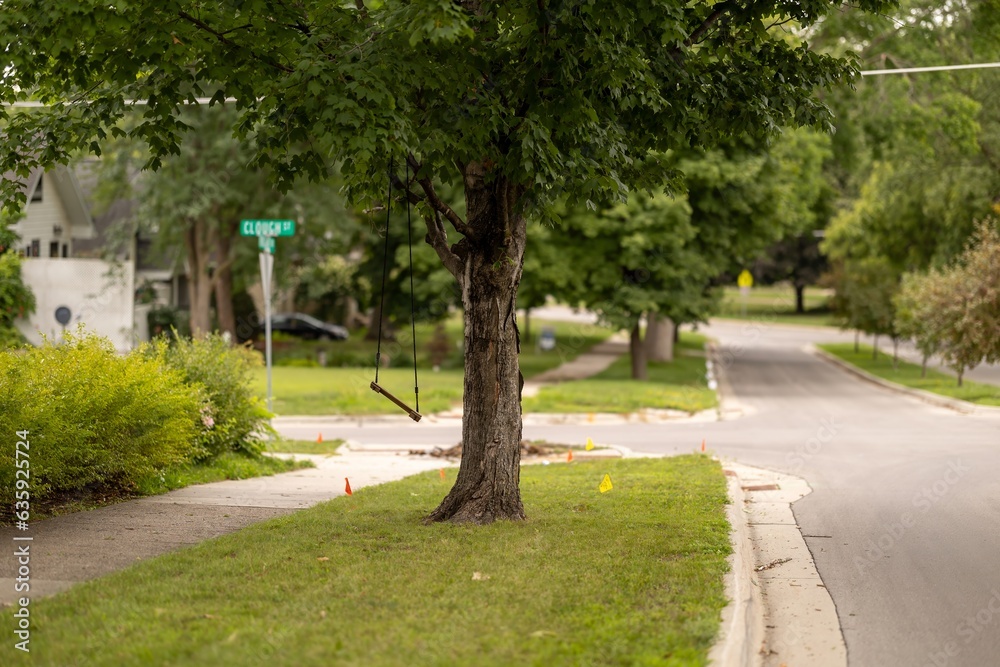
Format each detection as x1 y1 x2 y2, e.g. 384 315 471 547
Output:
711 462 847 667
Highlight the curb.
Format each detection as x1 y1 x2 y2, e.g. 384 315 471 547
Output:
709 470 765 667
711 463 847 667
808 345 1000 417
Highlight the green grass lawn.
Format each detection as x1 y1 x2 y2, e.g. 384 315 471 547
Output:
262 315 615 375
715 285 837 327
255 318 616 416
522 333 717 414
258 365 465 415
0 456 730 667
135 453 314 496
819 343 1000 407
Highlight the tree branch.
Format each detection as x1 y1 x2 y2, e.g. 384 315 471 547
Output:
686 5 727 47
406 153 476 239
423 209 463 277
669 2 730 63
177 11 294 73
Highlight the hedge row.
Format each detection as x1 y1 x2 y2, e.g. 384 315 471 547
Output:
0 330 272 515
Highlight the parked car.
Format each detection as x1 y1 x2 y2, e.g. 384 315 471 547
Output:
267 313 349 341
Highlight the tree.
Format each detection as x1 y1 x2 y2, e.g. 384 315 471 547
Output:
0 210 35 346
0 0 893 523
754 233 828 313
832 257 899 359
550 192 715 379
820 0 1000 276
894 271 942 376
681 128 833 312
906 220 1000 385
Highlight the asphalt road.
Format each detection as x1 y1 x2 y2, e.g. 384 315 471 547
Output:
278 319 1000 667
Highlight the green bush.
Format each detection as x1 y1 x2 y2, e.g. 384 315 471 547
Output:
0 331 201 514
149 335 274 459
0 323 27 349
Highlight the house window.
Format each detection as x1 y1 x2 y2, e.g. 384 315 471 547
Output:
30 175 43 202
62 244 69 258
49 241 60 258
30 240 40 257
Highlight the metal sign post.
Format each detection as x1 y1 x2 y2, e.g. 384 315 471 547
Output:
259 248 274 413
241 219 296 416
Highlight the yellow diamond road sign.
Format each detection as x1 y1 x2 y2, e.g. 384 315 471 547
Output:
737 270 754 289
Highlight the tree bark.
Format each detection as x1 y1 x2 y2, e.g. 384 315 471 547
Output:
645 314 675 362
873 334 879 360
921 354 928 378
854 329 860 353
184 219 214 338
795 284 805 314
630 322 648 380
426 168 527 524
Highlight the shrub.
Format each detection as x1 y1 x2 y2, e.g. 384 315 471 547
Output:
149 334 274 459
0 330 201 514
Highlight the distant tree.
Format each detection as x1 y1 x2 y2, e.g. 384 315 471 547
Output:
754 233 829 313
894 272 942 376
833 257 899 359
0 211 35 346
549 193 717 379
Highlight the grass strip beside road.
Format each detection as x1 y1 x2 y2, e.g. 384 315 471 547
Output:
522 333 717 414
819 343 1000 407
2 456 731 667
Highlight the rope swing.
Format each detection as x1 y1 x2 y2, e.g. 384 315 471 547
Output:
370 158 421 422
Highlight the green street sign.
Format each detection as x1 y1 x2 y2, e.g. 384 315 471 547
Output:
241 219 296 237
258 236 275 253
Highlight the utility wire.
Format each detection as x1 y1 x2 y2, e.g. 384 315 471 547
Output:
860 62 1000 76
5 62 1000 108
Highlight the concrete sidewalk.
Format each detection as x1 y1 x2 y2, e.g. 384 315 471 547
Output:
0 450 446 606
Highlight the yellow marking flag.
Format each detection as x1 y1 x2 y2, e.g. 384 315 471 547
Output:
599 474 613 493
585 437 595 451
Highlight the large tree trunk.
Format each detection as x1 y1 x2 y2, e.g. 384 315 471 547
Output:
645 314 675 362
630 322 648 380
795 283 806 314
184 219 214 338
426 169 527 525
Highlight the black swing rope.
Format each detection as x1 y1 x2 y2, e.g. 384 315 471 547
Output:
370 157 422 422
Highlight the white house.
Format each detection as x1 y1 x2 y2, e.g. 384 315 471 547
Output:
9 166 137 351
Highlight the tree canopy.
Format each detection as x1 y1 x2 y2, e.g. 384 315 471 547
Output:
0 0 895 523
